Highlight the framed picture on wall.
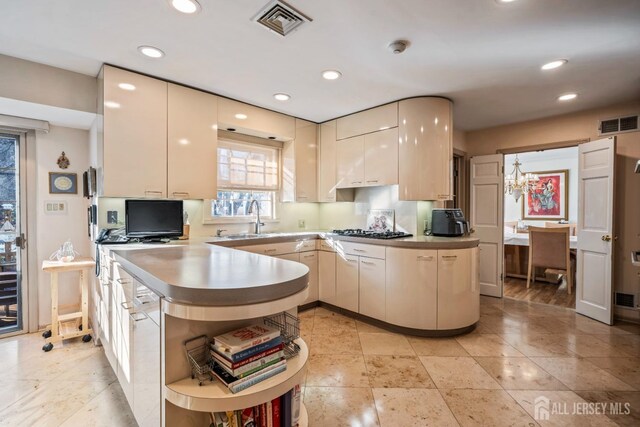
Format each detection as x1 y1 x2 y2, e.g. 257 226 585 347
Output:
522 170 568 220
49 172 78 194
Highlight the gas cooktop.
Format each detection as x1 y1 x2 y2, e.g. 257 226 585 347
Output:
331 229 413 240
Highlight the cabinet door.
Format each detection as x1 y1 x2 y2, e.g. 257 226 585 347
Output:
437 249 479 330
300 251 319 304
167 84 217 199
336 135 364 188
295 119 318 202
218 98 295 140
102 66 167 198
114 266 134 407
318 121 337 202
364 127 398 186
319 251 337 304
358 257 385 320
336 102 398 140
386 248 437 329
398 98 452 201
336 255 359 312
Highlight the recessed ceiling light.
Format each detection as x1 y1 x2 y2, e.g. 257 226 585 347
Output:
178 138 190 145
235 113 248 120
170 0 201 14
558 93 578 101
138 45 165 58
322 70 342 80
541 59 568 70
104 101 121 109
274 93 291 101
118 83 136 91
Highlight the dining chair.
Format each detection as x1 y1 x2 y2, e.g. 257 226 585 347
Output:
527 226 573 294
544 221 577 236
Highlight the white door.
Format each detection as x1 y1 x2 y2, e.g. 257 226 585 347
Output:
576 137 616 324
470 154 504 297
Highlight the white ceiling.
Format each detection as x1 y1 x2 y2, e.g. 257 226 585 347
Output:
1 0 639 130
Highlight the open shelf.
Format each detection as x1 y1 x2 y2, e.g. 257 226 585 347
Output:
165 339 308 412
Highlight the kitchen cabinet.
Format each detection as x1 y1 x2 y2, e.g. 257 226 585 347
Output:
299 251 319 304
167 83 218 200
437 248 479 330
336 254 360 312
398 97 453 201
218 97 295 141
100 65 168 198
113 263 134 407
318 250 337 305
336 135 365 188
336 102 398 140
282 119 318 202
318 120 354 202
385 248 438 329
358 257 385 320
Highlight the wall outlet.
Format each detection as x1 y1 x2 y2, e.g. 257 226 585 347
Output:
298 219 306 229
107 211 118 224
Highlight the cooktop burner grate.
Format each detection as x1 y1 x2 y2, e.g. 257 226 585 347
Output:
331 229 413 240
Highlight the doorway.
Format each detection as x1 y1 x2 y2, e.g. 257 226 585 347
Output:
0 133 26 335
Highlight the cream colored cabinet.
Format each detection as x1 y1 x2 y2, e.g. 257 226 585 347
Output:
358 257 385 320
318 250 337 305
363 128 399 186
167 84 218 199
282 119 318 202
100 66 168 198
336 102 398 140
300 251 319 304
336 135 365 188
437 248 479 330
318 121 354 202
218 98 295 140
398 97 453 201
113 264 134 407
275 253 300 262
336 254 360 312
385 248 438 329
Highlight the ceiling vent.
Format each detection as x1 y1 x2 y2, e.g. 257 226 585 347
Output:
253 0 312 37
598 114 639 136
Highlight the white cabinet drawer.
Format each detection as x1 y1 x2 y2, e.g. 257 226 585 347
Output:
239 240 314 256
317 239 337 252
298 240 316 252
337 241 385 259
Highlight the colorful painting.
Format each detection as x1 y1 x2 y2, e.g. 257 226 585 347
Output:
522 170 568 220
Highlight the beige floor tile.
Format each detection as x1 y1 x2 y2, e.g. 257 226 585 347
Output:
312 312 357 336
531 357 635 391
576 390 640 427
567 334 634 358
407 337 470 356
591 334 640 356
508 390 618 426
441 389 536 427
561 316 633 335
59 382 137 427
475 357 568 390
0 379 42 412
359 333 415 356
419 356 501 390
475 315 527 335
502 333 577 357
372 388 459 426
309 331 363 355
355 320 394 334
364 355 435 388
585 357 640 389
305 386 379 427
306 354 370 387
455 333 525 357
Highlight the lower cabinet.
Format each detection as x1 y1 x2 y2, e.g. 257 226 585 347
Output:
318 251 337 305
299 251 319 304
336 255 360 312
358 257 385 320
437 248 479 330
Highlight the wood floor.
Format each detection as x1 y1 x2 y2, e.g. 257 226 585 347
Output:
504 276 576 309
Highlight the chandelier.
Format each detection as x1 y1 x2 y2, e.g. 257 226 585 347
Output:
504 156 539 201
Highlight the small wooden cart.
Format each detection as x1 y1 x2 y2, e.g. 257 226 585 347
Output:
41 257 95 352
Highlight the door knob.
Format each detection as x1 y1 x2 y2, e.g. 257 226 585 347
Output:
601 235 612 242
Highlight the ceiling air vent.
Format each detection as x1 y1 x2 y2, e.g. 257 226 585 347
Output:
253 0 312 37
599 114 639 136
615 292 636 309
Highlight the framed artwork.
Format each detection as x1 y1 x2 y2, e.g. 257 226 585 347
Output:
366 209 395 232
49 172 78 194
522 169 568 220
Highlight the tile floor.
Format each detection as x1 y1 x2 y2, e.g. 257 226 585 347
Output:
0 297 638 426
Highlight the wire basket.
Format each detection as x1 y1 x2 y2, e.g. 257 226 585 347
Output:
263 311 301 359
184 335 215 386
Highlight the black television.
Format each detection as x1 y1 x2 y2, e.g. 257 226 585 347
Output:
125 199 183 238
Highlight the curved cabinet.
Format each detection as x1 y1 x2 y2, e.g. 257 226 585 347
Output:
437 248 480 330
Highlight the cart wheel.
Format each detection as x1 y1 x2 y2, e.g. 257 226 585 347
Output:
82 334 92 343
198 381 203 386
79 324 83 331
42 330 52 339
42 343 53 352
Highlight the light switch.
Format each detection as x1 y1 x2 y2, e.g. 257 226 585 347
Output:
44 200 68 215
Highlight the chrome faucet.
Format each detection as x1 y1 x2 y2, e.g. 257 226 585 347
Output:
248 199 264 234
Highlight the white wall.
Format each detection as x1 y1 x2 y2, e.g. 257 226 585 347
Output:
36 126 90 326
504 146 578 227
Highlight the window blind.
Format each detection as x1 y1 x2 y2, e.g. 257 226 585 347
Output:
217 139 279 190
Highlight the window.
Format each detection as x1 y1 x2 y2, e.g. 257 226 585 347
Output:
206 139 280 222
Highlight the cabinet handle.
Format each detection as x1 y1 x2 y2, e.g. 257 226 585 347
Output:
172 192 190 198
144 190 163 197
303 254 315 258
366 180 378 183
297 195 308 199
121 301 135 310
353 248 366 252
351 181 362 184
417 255 434 261
361 260 375 265
264 249 277 253
442 255 458 260
347 259 358 263
116 278 132 284
129 310 149 322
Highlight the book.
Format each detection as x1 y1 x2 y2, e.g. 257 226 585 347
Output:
281 391 292 427
240 407 256 427
214 324 281 354
271 397 281 427
215 350 284 378
266 401 273 427
211 344 284 371
212 412 230 427
210 359 287 394
291 384 301 427
213 336 283 363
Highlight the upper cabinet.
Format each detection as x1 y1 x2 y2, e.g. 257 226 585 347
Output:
167 84 218 200
336 102 398 140
398 97 453 201
318 121 355 202
218 98 295 141
282 119 318 203
336 135 365 188
100 66 168 198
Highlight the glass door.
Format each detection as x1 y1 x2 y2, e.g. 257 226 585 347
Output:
0 133 23 334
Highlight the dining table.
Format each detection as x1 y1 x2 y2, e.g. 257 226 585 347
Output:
504 231 578 282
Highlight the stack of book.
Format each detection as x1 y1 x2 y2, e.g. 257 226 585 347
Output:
210 324 286 394
210 384 302 427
